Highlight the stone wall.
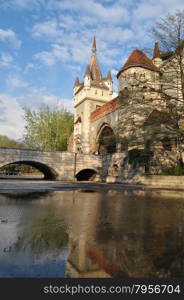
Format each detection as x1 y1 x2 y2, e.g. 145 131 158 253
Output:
137 175 184 189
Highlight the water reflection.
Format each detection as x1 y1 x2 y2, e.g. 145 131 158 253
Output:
0 188 184 277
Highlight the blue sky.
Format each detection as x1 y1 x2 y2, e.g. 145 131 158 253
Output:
0 0 184 140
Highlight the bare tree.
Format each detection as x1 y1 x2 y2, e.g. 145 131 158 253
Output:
151 10 184 101
149 10 184 168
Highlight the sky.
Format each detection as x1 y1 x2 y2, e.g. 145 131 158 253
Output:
0 0 184 140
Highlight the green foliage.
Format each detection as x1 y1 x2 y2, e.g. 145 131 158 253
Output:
30 216 68 252
0 135 24 148
0 164 41 175
161 165 184 176
127 149 153 168
15 214 68 255
23 105 74 151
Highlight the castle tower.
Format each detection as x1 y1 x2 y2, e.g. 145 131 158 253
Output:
73 37 113 154
152 41 162 68
117 49 161 105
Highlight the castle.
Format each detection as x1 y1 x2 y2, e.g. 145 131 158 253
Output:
71 37 184 177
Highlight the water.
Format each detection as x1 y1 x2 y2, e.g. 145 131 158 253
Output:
0 184 184 278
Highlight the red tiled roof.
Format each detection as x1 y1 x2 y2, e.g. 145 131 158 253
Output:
117 49 160 77
91 96 119 121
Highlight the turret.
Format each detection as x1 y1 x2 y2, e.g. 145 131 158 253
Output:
84 65 91 88
106 70 113 94
117 49 161 93
73 77 80 95
152 41 162 68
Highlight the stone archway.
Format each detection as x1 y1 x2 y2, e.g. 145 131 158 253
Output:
75 169 97 181
97 125 116 154
0 160 59 180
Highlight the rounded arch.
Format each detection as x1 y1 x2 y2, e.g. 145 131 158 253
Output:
75 168 97 181
0 160 59 180
96 123 116 154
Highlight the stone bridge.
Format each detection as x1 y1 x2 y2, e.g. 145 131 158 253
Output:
0 148 103 181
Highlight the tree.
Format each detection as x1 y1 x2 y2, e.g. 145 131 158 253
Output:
0 135 25 148
0 135 27 175
150 10 184 168
151 10 184 101
23 105 74 151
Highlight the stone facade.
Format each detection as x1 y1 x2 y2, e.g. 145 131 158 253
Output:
73 37 113 154
72 38 184 179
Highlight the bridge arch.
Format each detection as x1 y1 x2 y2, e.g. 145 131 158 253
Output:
75 168 98 181
96 123 116 154
0 160 59 180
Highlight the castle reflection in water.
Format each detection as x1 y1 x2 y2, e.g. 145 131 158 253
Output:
0 188 184 278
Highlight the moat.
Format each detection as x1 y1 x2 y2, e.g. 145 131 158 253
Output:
0 179 184 278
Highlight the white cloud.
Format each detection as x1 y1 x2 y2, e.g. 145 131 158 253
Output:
0 28 21 49
111 69 118 76
34 44 71 65
0 53 13 67
30 4 134 69
1 0 45 10
24 63 36 73
0 91 72 140
15 87 73 111
0 94 25 139
34 50 56 66
49 0 130 25
31 20 62 40
6 76 29 90
41 95 73 112
133 0 184 21
68 65 81 77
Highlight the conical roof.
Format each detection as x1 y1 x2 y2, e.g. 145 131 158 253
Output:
117 49 160 77
107 70 112 80
74 77 80 86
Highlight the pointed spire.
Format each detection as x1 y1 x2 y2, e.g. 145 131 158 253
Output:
82 37 102 82
74 77 80 86
107 70 112 80
84 64 91 77
153 41 161 59
89 37 102 81
92 36 96 54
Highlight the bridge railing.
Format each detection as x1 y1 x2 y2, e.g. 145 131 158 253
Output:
0 147 103 157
